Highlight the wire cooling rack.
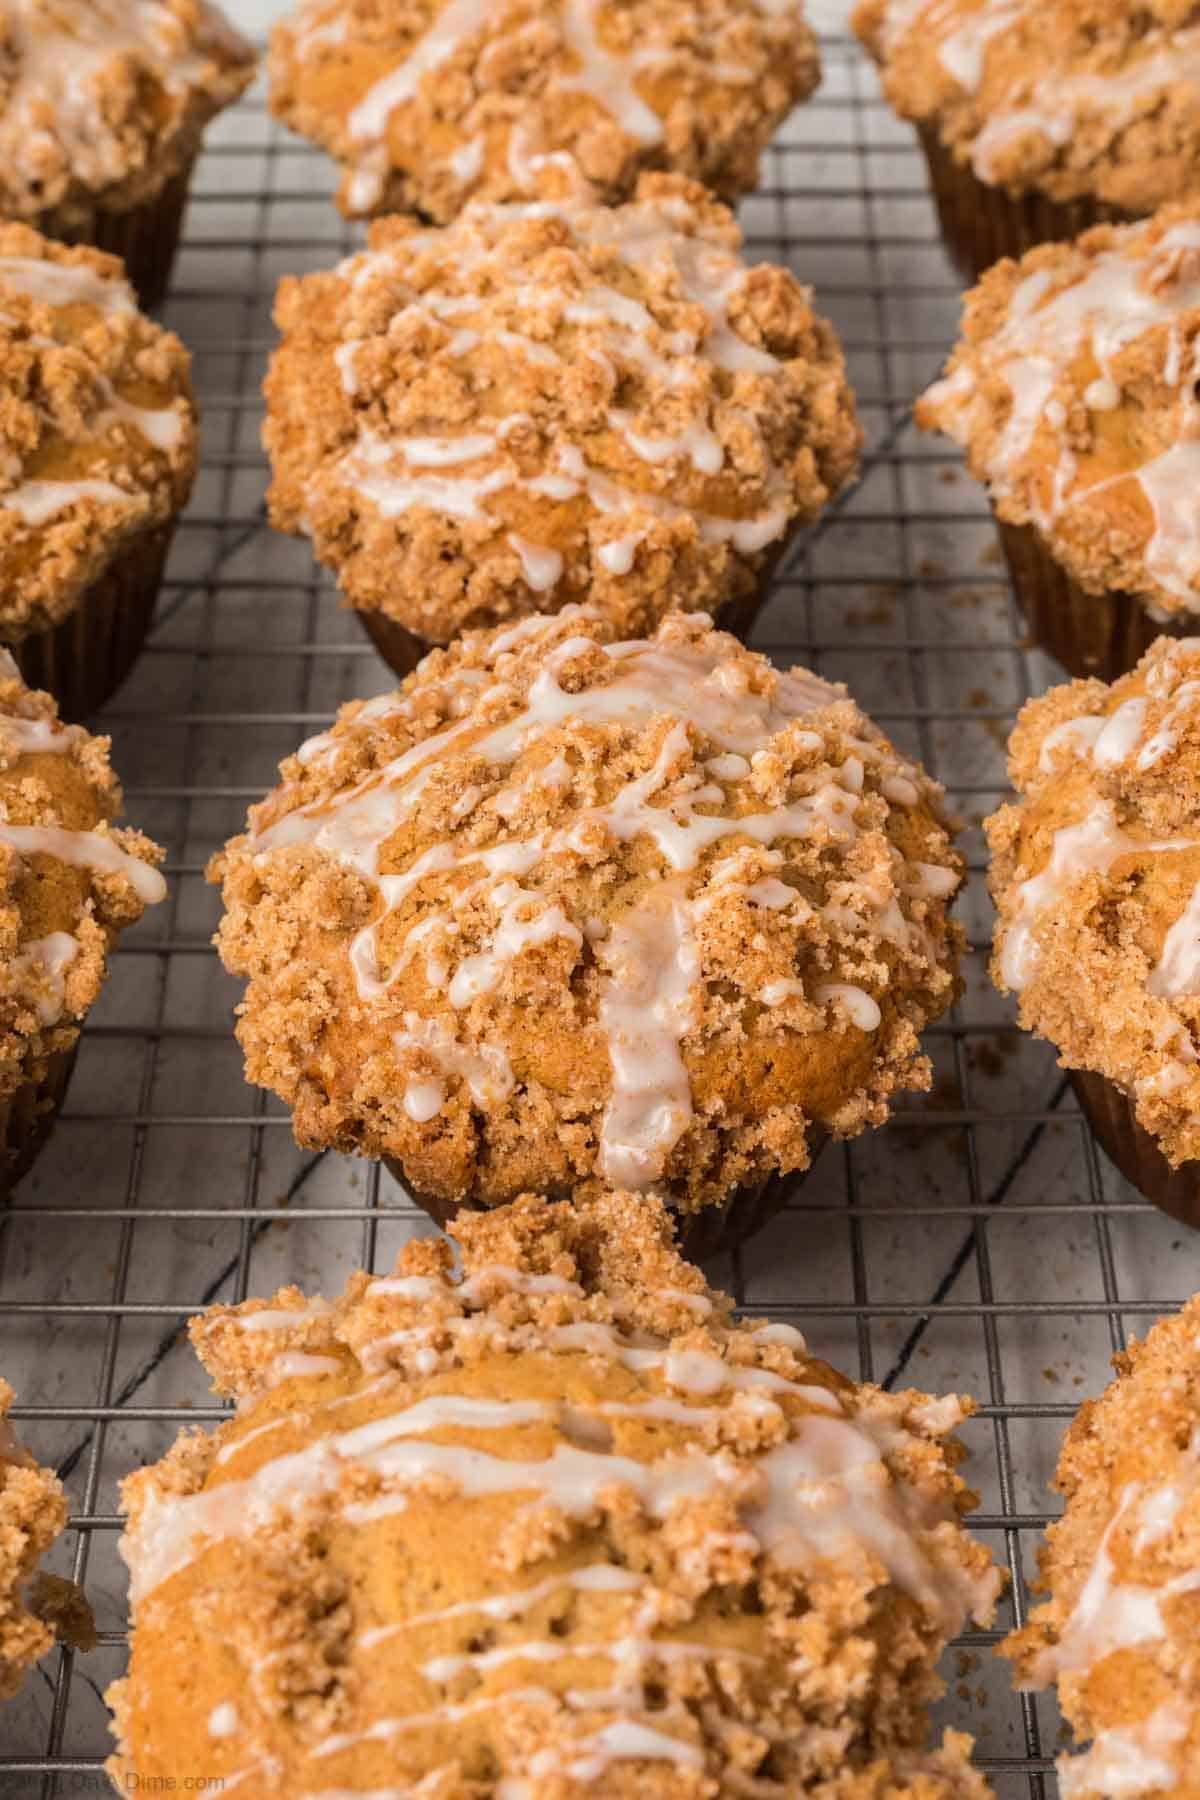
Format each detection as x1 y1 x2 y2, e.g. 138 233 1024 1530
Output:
3 34 1199 1800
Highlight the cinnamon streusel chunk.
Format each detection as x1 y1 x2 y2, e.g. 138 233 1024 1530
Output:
109 1189 1001 1796
264 177 860 657
269 0 819 221
1003 1291 1200 1799
210 610 962 1231
0 1379 67 1700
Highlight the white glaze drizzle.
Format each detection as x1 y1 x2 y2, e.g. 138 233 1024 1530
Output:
0 822 165 905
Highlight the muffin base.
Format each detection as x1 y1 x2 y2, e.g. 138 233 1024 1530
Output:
11 524 173 721
33 164 195 312
383 1136 828 1262
997 519 1192 683
918 127 1137 282
1070 1069 1200 1230
0 1045 79 1197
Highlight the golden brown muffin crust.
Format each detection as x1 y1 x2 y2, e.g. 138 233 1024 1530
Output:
0 223 198 638
855 0 1200 213
918 206 1200 622
1002 1293 1200 1799
110 1190 1000 1796
269 0 819 222
210 609 962 1215
264 176 861 644
0 1377 68 1701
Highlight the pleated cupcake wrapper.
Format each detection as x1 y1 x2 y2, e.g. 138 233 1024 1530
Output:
33 161 195 312
1069 1069 1200 1231
917 126 1137 282
997 519 1193 683
0 1043 79 1199
383 1134 828 1261
10 522 172 722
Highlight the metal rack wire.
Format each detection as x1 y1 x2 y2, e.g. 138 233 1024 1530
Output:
2 35 1198 1799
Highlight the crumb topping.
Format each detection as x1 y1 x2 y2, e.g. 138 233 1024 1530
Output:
264 176 861 644
0 650 166 1105
0 1377 68 1701
1002 1292 1200 1800
854 0 1200 213
268 0 819 222
918 206 1200 622
0 0 255 218
210 609 962 1215
985 635 1200 1164
0 223 198 637
110 1190 1000 1797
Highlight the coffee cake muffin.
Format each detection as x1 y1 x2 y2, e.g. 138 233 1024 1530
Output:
986 635 1200 1225
264 176 861 677
918 205 1200 682
0 649 166 1190
0 1380 67 1701
211 609 962 1256
268 0 819 224
855 0 1200 278
0 0 256 308
0 224 198 719
109 1188 1001 1797
1003 1291 1200 1799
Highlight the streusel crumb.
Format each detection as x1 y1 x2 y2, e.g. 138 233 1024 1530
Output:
264 176 860 645
110 1189 1000 1797
855 0 1200 213
269 0 819 221
0 1378 68 1700
211 609 962 1216
1003 1292 1200 1799
918 205 1200 622
987 635 1200 1165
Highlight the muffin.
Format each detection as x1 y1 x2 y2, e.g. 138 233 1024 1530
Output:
109 1187 1001 1796
0 649 166 1190
210 608 963 1257
0 0 256 309
918 206 1200 683
1002 1292 1200 1798
268 0 819 224
854 0 1200 279
0 224 198 720
985 635 1200 1225
1 1380 68 1701
264 175 861 678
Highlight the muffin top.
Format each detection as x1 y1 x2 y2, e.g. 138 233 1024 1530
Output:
985 636 1200 1165
264 178 861 644
918 206 1200 622
268 0 819 222
0 223 198 638
0 0 256 217
109 1189 1001 1797
1003 1291 1200 1800
212 609 962 1216
0 1378 67 1702
854 0 1200 213
0 650 166 1107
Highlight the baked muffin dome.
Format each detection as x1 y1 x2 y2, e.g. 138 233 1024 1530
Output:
854 0 1200 216
1003 1291 1200 1799
985 636 1200 1165
210 609 963 1220
264 177 860 656
109 1190 1001 1797
268 0 820 222
0 1379 67 1700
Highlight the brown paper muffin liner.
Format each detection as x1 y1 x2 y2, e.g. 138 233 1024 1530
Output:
10 523 173 722
32 162 195 312
917 126 1137 282
997 519 1194 684
384 1134 828 1261
0 1044 79 1197
1069 1068 1200 1230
